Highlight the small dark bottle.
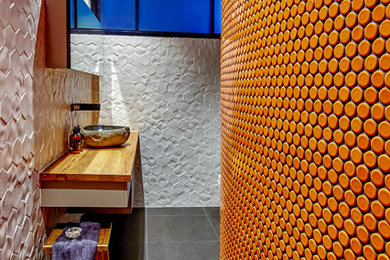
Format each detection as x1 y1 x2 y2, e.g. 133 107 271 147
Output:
69 126 82 154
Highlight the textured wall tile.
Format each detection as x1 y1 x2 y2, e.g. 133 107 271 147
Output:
0 0 98 259
33 68 99 171
220 0 390 259
71 34 221 207
0 0 46 258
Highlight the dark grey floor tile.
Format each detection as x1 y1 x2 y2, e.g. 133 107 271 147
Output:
204 207 220 217
204 207 220 239
207 213 220 239
148 241 220 260
147 207 206 216
110 209 147 245
148 215 218 242
110 242 147 260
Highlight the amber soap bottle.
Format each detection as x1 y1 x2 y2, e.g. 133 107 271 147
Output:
69 126 82 154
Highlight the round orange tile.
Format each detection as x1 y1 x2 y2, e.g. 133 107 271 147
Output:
357 195 370 212
378 220 390 239
346 42 357 58
356 226 369 243
371 169 384 187
379 121 390 139
372 71 385 89
351 87 363 103
351 57 364 72
363 151 377 168
378 154 390 172
351 177 363 194
359 40 371 57
357 134 370 150
363 245 377 260
352 26 364 42
379 88 390 104
351 147 363 163
358 8 371 25
379 54 390 71
352 0 364 11
373 38 386 55
379 188 390 206
371 200 385 219
380 20 390 37
371 104 385 121
373 4 386 22
365 23 379 40
364 119 377 136
351 237 362 255
365 0 378 8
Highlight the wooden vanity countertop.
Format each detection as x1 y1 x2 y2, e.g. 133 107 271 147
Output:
40 132 138 182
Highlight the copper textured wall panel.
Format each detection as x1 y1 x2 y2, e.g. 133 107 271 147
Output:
220 0 390 259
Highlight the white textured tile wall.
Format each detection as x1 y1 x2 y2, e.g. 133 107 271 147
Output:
0 0 44 259
71 34 221 207
0 1 100 258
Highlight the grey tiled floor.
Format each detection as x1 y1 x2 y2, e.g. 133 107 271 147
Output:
108 207 220 260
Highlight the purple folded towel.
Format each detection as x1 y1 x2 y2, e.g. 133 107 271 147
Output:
53 222 101 260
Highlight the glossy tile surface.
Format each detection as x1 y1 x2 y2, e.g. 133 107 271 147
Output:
148 215 217 242
109 207 220 260
147 207 206 216
220 0 390 258
148 241 220 260
204 208 220 239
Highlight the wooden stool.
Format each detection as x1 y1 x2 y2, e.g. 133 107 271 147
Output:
43 224 111 260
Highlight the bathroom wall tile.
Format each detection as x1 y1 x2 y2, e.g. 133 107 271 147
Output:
0 0 47 258
33 68 98 171
220 0 390 258
70 34 104 76
1 1 99 259
72 34 221 207
0 45 10 74
71 35 219 206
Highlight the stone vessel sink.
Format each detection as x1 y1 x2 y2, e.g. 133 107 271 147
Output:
82 125 130 148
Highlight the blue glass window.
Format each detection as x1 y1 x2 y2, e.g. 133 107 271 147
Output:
139 0 211 33
101 0 136 30
70 0 221 36
73 0 102 29
214 0 221 34
70 0 75 28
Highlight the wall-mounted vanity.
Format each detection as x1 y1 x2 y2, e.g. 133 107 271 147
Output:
40 132 139 213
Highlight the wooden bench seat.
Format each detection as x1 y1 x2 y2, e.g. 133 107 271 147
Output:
43 224 111 260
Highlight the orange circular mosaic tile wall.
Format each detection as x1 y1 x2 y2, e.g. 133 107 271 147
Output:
220 0 390 259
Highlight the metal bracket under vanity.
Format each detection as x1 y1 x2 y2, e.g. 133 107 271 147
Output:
40 132 139 214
